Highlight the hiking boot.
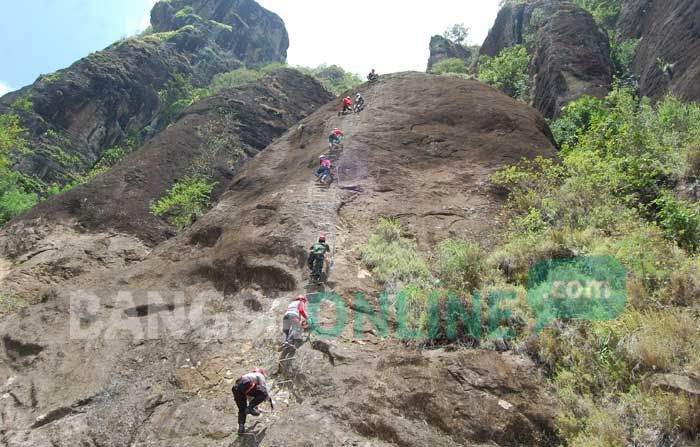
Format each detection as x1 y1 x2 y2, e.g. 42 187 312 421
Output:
246 406 260 416
238 424 245 434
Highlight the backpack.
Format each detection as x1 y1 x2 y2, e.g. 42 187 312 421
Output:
310 243 327 255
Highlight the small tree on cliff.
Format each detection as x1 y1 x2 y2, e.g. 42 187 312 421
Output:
443 24 469 45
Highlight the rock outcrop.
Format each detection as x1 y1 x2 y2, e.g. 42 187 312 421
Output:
480 0 612 118
0 0 288 185
426 35 473 71
0 73 559 445
530 4 612 118
0 68 332 300
618 0 700 103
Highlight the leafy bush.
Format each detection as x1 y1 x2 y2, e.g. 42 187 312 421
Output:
297 64 362 96
209 62 287 94
361 218 430 287
443 23 469 45
150 175 217 232
608 31 639 84
436 239 485 293
653 191 700 252
430 58 469 76
158 72 208 123
0 172 38 226
571 0 621 27
478 45 530 102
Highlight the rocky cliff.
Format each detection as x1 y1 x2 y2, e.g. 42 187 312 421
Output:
618 0 700 102
426 35 473 71
0 73 559 446
530 3 612 118
480 0 612 118
0 68 332 301
0 0 288 186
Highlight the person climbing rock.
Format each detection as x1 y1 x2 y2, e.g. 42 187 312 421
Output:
367 69 379 82
354 93 365 112
328 127 343 147
282 294 308 345
315 155 333 182
232 368 274 434
342 95 353 114
308 235 331 282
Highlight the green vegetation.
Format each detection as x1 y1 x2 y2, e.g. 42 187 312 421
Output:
361 217 430 286
209 62 286 93
430 58 469 77
571 0 621 26
150 175 217 232
209 20 233 32
478 45 530 102
0 294 28 316
158 72 208 123
443 23 469 45
296 64 362 96
0 113 37 226
362 86 700 443
11 93 33 113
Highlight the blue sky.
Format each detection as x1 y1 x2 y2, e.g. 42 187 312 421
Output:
0 0 155 94
0 0 500 96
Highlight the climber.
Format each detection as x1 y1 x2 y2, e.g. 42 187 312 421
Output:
315 155 332 182
308 234 331 282
328 127 343 147
354 93 365 112
232 367 274 434
341 95 353 114
367 69 379 82
282 294 308 345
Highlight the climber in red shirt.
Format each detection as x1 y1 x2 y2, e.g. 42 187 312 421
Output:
341 96 353 114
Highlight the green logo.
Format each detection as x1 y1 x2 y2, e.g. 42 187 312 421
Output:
527 256 626 332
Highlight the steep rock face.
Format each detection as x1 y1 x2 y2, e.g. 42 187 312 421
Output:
426 35 473 71
530 4 612 118
0 0 288 185
618 0 700 102
0 73 559 446
480 0 612 118
0 69 332 300
480 2 534 57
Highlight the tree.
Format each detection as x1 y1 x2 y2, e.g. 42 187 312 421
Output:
443 23 469 45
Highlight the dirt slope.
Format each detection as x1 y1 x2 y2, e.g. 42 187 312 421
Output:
1 73 559 446
0 69 332 302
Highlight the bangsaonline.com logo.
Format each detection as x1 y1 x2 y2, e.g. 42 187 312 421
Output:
69 256 627 341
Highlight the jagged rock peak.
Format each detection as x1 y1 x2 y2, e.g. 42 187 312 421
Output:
426 35 473 71
150 0 289 63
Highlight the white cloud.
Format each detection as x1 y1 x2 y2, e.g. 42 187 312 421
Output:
0 81 14 97
124 0 158 35
256 0 501 75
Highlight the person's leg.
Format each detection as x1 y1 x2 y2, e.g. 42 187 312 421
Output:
282 314 292 343
232 385 248 427
248 390 267 410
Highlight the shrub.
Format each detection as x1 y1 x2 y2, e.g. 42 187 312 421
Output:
158 72 208 123
0 172 38 226
436 239 485 293
209 62 287 94
653 191 700 252
361 218 430 287
150 175 217 232
430 58 469 76
478 45 530 102
296 64 362 96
